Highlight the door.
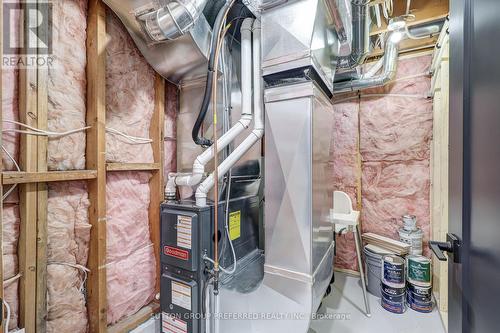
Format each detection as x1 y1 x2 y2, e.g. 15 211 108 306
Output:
444 0 500 332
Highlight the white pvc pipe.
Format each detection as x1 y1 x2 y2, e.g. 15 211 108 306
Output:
165 18 255 198
196 19 263 207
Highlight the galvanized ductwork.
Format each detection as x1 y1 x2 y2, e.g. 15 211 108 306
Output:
139 0 209 41
337 0 371 69
334 31 401 93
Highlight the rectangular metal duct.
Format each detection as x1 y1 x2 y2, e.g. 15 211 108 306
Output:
260 0 339 93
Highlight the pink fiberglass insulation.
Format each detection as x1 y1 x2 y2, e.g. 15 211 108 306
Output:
105 11 155 164
333 55 433 270
46 181 91 333
106 171 156 324
3 204 20 330
48 0 88 170
107 244 156 324
2 0 20 172
331 100 361 271
2 3 20 328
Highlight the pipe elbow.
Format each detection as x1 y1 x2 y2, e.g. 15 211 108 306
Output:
165 174 178 200
252 19 261 31
239 114 253 128
241 18 254 33
142 0 209 41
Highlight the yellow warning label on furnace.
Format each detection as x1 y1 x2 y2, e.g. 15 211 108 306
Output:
229 211 241 241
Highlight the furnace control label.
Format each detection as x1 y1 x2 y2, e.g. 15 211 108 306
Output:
229 211 241 241
176 215 192 250
171 280 192 311
162 312 187 333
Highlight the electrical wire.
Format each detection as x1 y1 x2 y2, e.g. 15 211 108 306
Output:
3 120 90 137
2 145 21 201
3 299 10 333
48 261 90 293
3 273 21 286
211 21 233 278
106 127 153 144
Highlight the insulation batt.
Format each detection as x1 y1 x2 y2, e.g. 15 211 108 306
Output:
47 182 91 333
105 11 155 163
1 0 20 172
333 55 433 270
3 204 20 330
330 100 360 271
48 0 88 170
2 2 20 328
106 171 156 324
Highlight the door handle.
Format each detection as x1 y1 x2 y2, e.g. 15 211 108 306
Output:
429 233 461 263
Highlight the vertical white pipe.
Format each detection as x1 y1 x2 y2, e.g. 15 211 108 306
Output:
165 18 255 197
195 19 263 207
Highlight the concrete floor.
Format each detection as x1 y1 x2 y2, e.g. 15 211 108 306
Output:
310 273 447 333
133 272 447 333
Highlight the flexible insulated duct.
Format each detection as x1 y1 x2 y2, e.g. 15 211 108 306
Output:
334 31 401 93
337 0 371 69
142 0 209 41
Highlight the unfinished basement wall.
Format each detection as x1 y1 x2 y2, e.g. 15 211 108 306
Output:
46 1 90 332
104 10 157 325
333 54 434 271
2 1 178 331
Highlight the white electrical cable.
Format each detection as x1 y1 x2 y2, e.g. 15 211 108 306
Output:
3 273 21 286
48 262 90 292
3 299 10 333
3 120 91 137
1 145 21 201
106 127 153 144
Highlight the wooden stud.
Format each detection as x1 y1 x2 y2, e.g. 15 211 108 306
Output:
149 75 166 293
106 163 160 172
107 301 160 333
86 1 108 331
370 0 449 36
18 3 39 331
2 170 98 185
35 1 49 329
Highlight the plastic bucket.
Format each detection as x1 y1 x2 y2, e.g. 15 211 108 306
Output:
364 245 385 298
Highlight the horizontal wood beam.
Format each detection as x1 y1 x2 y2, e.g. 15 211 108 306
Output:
369 35 438 59
370 0 449 36
2 170 98 185
107 302 160 333
106 163 161 172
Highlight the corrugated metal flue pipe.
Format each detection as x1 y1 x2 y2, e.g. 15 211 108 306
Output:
337 0 371 69
333 31 400 93
142 0 209 41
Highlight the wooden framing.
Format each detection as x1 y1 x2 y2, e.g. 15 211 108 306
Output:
431 39 449 329
86 0 108 331
35 1 49 330
369 0 449 36
0 1 167 332
2 170 98 184
18 2 39 330
149 75 165 293
106 163 160 172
